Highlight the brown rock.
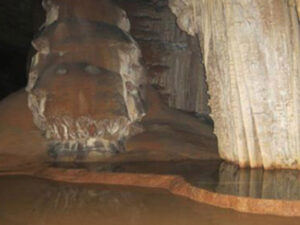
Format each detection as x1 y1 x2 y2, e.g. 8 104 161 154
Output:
0 91 47 171
43 0 130 31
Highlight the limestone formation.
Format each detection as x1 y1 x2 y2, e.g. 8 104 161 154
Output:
27 0 146 159
297 0 300 18
169 0 300 169
117 0 209 115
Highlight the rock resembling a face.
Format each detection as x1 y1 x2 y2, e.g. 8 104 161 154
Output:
29 63 136 160
37 63 126 121
27 0 146 161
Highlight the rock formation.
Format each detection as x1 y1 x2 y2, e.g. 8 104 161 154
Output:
0 0 219 168
169 0 300 169
117 0 209 115
27 0 147 160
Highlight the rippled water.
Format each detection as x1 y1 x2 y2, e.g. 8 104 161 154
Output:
0 175 299 225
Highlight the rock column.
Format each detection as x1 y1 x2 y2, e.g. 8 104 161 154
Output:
170 0 300 169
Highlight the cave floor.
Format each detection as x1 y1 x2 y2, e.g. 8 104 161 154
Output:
0 91 299 219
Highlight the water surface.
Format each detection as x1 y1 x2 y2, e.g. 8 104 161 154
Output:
53 160 300 200
0 175 299 225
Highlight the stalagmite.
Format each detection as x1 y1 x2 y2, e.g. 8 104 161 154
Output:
169 0 300 169
27 0 146 160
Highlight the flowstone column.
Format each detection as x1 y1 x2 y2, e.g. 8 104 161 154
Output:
170 0 300 169
27 0 146 160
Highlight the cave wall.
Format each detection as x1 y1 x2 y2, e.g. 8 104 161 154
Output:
117 0 209 115
170 0 300 169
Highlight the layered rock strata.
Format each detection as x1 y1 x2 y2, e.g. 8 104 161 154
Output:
170 0 300 169
27 0 146 159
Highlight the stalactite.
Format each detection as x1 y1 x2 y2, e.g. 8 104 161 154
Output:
170 0 300 169
26 0 146 160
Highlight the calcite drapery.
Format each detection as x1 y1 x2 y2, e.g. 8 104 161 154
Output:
117 0 209 115
27 0 146 159
169 0 300 169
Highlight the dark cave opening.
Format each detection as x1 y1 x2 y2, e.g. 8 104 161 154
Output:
0 0 43 100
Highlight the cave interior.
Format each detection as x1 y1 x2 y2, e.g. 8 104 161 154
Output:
0 0 299 224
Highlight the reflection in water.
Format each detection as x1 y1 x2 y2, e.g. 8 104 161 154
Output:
0 176 299 225
216 163 300 200
52 160 300 201
190 162 300 200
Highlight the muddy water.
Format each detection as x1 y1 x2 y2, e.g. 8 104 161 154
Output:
0 176 299 225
